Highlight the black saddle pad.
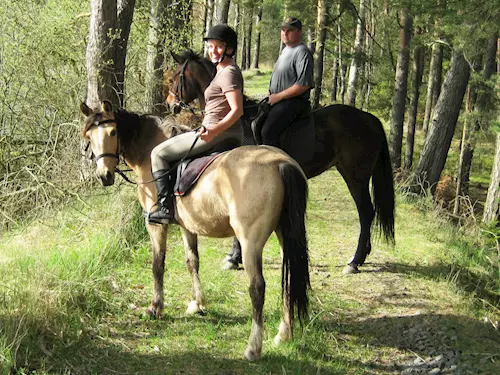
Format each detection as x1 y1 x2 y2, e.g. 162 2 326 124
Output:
280 114 315 165
173 153 223 196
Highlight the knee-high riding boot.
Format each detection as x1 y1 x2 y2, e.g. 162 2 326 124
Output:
147 169 176 225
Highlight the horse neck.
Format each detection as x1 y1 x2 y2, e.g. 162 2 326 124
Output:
119 114 166 172
193 58 215 109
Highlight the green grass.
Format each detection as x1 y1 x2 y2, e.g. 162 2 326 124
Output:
1 170 499 374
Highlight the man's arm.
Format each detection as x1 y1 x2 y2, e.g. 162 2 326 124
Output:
268 84 311 105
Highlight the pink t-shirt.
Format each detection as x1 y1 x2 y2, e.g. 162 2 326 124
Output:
202 64 243 128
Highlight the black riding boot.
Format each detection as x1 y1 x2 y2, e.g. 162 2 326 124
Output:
147 170 176 225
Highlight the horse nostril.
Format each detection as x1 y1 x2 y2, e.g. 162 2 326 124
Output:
173 105 181 114
106 171 113 180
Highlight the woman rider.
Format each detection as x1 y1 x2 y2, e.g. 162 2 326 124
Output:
148 24 244 224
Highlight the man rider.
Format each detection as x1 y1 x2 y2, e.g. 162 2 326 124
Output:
260 17 314 148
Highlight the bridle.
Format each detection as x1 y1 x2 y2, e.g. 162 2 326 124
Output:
169 60 198 115
85 118 120 163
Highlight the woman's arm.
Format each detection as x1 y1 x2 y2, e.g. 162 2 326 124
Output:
200 89 244 142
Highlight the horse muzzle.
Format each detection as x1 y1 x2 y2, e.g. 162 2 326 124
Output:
97 169 115 186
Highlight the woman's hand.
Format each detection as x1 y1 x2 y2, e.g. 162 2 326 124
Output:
200 126 217 142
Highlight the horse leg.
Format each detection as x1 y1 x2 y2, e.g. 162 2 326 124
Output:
238 236 266 361
180 227 205 314
343 182 375 274
144 223 168 318
222 237 242 270
273 230 294 345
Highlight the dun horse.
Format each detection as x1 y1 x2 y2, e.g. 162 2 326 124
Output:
80 100 310 360
166 50 395 274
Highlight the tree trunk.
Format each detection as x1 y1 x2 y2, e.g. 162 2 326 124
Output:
240 15 247 70
404 44 424 169
251 6 262 69
483 133 500 224
114 0 136 108
214 0 230 24
307 28 315 55
454 33 498 214
338 8 347 104
414 49 471 194
232 2 240 63
86 0 118 108
331 48 339 102
312 0 328 109
244 7 253 70
346 0 366 107
145 0 170 115
422 39 444 135
204 0 215 57
389 9 412 169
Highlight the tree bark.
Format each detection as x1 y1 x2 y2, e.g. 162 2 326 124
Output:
404 44 424 169
331 47 339 102
86 0 118 108
204 0 215 57
114 0 136 108
214 0 230 24
414 49 470 194
422 39 443 135
312 0 328 109
244 7 253 70
346 0 366 107
251 6 262 69
389 9 412 169
145 0 170 115
483 133 500 224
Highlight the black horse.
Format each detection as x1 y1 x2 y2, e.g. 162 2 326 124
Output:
165 50 395 274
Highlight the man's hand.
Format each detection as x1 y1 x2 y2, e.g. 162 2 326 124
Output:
268 93 282 105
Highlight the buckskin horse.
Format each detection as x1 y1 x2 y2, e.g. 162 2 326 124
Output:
165 50 395 274
80 100 310 360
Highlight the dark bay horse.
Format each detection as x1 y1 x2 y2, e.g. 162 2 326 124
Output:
165 50 395 274
80 100 310 360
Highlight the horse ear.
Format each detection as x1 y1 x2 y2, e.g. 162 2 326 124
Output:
171 51 182 64
80 102 92 117
101 100 113 114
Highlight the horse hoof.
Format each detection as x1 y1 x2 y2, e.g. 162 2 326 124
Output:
342 264 360 275
222 260 238 270
143 306 161 319
244 347 261 361
186 300 205 315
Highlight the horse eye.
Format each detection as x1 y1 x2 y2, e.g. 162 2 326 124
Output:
110 129 116 136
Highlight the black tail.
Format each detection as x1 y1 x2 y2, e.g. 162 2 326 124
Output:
279 163 310 325
371 118 395 244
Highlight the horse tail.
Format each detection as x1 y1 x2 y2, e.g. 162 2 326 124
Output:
371 118 395 245
278 162 310 325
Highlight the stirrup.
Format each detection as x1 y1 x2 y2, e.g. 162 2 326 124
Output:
146 200 176 225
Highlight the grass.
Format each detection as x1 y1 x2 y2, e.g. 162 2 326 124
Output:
1 73 499 374
1 170 499 374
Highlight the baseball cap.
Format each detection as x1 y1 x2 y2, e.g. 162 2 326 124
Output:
281 17 302 30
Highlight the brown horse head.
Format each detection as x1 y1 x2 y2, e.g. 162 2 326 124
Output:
80 101 119 186
165 50 215 113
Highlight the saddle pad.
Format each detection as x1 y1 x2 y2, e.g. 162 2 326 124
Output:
173 153 223 196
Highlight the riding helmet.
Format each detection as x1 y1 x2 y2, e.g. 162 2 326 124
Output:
203 24 238 56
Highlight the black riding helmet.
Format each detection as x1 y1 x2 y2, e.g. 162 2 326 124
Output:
203 24 238 58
